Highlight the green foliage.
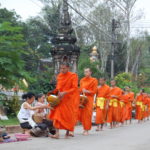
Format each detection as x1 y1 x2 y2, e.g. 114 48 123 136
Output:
0 93 7 106
114 72 139 93
144 87 150 93
0 4 149 96
21 4 61 92
0 8 21 24
28 67 55 94
78 46 103 79
0 21 29 89
0 93 20 117
115 72 132 86
0 117 19 126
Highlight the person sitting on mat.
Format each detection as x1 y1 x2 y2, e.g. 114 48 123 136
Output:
17 92 50 135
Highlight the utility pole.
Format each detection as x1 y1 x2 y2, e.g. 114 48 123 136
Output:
111 19 116 79
111 19 120 79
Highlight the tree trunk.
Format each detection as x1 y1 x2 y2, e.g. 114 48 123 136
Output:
131 46 142 75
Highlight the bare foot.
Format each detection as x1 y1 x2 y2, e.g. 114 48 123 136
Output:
83 131 89 136
109 125 113 129
96 128 100 131
68 131 74 137
50 134 59 139
65 135 70 139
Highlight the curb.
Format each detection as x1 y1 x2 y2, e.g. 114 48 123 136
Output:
5 125 22 133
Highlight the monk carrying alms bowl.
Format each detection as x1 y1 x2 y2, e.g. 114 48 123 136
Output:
47 95 60 108
80 94 88 108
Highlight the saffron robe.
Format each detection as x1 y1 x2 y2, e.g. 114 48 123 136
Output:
78 77 98 130
95 84 110 124
49 72 79 131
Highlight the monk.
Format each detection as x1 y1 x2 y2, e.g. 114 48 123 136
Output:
119 88 134 125
78 68 98 135
95 78 110 131
142 93 149 121
106 80 122 128
135 89 145 123
124 86 135 124
119 90 127 125
147 94 150 120
49 63 79 139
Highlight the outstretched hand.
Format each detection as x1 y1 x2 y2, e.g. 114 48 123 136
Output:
58 91 67 99
82 88 90 94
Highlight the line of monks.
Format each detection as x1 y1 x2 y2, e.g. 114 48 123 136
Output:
48 63 150 139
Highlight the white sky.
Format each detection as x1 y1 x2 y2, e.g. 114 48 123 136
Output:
0 0 150 36
0 0 43 20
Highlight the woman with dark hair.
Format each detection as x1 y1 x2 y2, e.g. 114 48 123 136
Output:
35 93 47 115
33 93 56 135
17 92 49 135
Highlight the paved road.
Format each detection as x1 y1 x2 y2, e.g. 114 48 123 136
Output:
1 120 150 150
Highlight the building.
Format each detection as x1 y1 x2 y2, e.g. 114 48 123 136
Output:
50 0 80 75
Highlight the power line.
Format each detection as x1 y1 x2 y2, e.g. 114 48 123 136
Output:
29 0 114 41
66 1 114 41
131 27 150 28
28 0 150 38
29 0 43 8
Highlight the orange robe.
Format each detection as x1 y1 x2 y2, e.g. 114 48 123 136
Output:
135 94 144 120
49 72 79 131
119 92 134 123
119 94 129 123
95 84 110 124
127 92 134 120
78 77 98 130
143 95 148 119
147 97 150 117
107 87 122 123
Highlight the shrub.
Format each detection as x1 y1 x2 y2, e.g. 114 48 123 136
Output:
2 94 20 117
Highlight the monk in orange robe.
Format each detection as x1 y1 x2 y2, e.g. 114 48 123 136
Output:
49 63 79 139
119 88 134 125
106 80 122 128
119 90 127 124
142 93 149 121
124 86 135 124
147 94 150 119
95 78 110 131
135 89 145 123
78 68 98 135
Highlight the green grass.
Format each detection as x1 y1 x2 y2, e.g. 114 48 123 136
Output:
0 117 19 126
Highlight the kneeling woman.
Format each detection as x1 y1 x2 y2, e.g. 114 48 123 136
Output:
33 93 56 135
17 92 49 134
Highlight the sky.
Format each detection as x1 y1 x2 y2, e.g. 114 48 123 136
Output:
1 0 150 36
0 0 43 20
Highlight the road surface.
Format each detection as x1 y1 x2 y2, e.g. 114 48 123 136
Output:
1 120 150 150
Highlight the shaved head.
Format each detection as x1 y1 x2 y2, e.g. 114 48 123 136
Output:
110 80 116 87
84 68 92 77
60 62 70 68
99 77 106 85
60 62 70 74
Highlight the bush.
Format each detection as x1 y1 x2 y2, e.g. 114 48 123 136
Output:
28 67 55 94
2 94 20 117
78 50 103 79
114 72 139 93
115 72 132 88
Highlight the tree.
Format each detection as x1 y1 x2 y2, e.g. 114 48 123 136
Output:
108 0 141 73
23 2 61 72
78 46 103 79
22 2 61 93
0 21 27 89
0 7 21 24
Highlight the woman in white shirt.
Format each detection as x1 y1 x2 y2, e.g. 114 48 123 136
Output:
17 92 49 134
